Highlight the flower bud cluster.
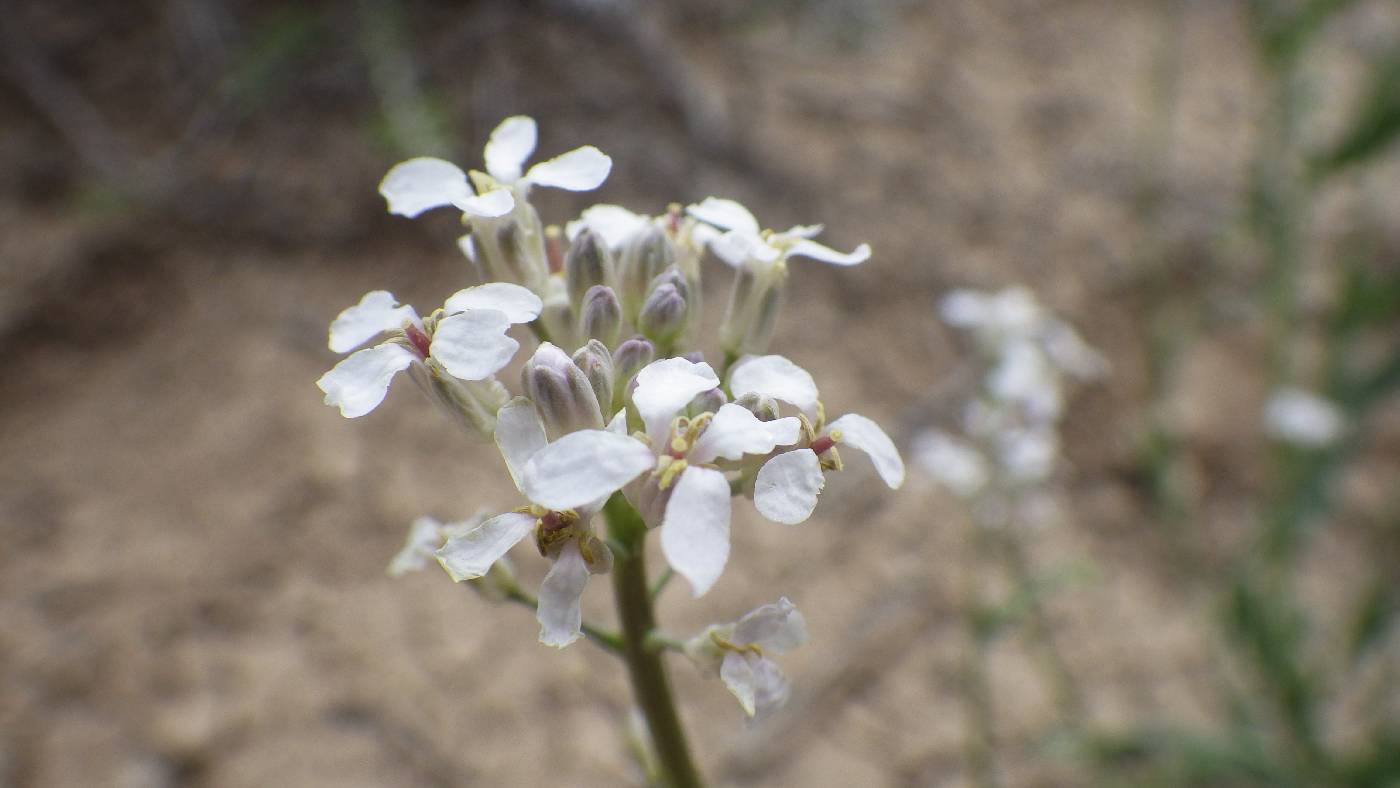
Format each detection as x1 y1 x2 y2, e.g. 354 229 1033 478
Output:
320 115 900 721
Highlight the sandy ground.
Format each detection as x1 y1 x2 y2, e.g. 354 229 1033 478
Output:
2 1 1397 786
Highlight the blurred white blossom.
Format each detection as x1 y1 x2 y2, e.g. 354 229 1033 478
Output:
1265 387 1345 448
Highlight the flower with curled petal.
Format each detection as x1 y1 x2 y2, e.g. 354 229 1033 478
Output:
435 398 655 647
379 115 612 220
684 597 808 722
727 355 905 525
316 284 541 422
686 196 871 271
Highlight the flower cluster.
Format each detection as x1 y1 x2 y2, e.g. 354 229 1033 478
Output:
318 116 903 719
915 286 1104 524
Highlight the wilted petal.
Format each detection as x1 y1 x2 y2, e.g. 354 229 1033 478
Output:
720 652 758 716
484 115 538 183
566 204 650 248
444 282 544 324
387 517 444 577
524 146 612 191
495 398 548 489
328 290 418 353
689 403 787 464
633 357 721 441
430 309 518 380
785 239 870 266
379 157 473 218
687 197 760 235
753 449 823 524
538 540 590 648
455 187 515 218
660 466 731 598
748 656 792 721
317 342 416 418
728 355 818 414
734 597 808 654
435 511 536 581
520 430 655 511
828 413 905 489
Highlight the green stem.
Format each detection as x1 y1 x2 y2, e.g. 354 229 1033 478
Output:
603 493 704 788
650 567 676 601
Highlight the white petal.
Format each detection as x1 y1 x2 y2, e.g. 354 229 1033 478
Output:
444 282 544 324
734 596 808 654
387 516 443 577
566 204 650 248
687 197 760 235
938 290 990 328
484 115 538 183
434 511 536 581
785 239 871 266
379 157 473 218
429 309 518 380
317 343 415 418
523 146 612 191
747 656 792 721
912 430 988 497
707 229 764 268
660 467 732 598
520 430 655 511
728 355 818 414
495 398 548 490
455 187 515 218
606 409 629 435
720 652 758 716
632 357 721 442
1265 387 1345 447
782 223 824 239
689 403 787 465
753 450 823 525
328 290 418 353
828 413 905 489
457 233 477 263
537 540 591 648
762 416 802 447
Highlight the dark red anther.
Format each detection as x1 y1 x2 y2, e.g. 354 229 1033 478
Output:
403 324 432 359
540 511 567 532
666 205 682 234
809 435 836 456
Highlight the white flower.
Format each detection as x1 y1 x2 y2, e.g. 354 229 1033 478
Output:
565 204 656 250
940 286 1107 382
986 340 1064 425
436 398 654 647
996 427 1058 484
316 285 543 418
686 197 871 271
379 116 611 219
626 357 803 597
1265 387 1345 448
912 430 989 498
731 355 904 525
684 597 808 721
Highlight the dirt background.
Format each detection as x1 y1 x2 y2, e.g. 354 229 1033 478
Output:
1 1 1397 786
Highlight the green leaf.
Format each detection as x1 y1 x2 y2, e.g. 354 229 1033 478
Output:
1314 48 1400 176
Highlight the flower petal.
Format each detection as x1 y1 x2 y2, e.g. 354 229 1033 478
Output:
429 309 518 381
379 157 473 218
495 397 548 490
753 449 823 524
537 539 590 648
747 656 792 722
687 197 760 235
328 290 418 353
828 413 905 489
434 511 536 581
455 187 515 218
457 233 477 264
565 204 650 249
707 229 766 268
317 342 415 418
660 466 731 598
484 115 538 184
1265 387 1345 448
444 282 544 324
728 355 818 414
763 416 802 447
523 146 612 191
734 596 808 654
912 430 988 497
632 357 721 442
720 652 758 716
782 223 824 239
689 403 789 465
937 289 990 328
785 238 871 266
387 516 444 577
520 430 655 511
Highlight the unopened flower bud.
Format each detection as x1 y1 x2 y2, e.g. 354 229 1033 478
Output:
618 225 676 323
565 229 615 309
572 340 614 421
637 282 689 348
735 392 781 422
578 285 622 347
686 387 727 417
471 203 550 294
611 336 655 412
409 359 509 440
522 343 603 438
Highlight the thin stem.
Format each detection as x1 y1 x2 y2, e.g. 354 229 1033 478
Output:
500 586 625 655
650 567 676 601
604 493 705 788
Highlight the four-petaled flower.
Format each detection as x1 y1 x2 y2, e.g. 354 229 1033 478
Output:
684 597 808 721
686 196 871 270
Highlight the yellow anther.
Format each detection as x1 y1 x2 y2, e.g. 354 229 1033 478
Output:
709 631 763 657
814 401 827 433
658 459 689 490
797 413 817 444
